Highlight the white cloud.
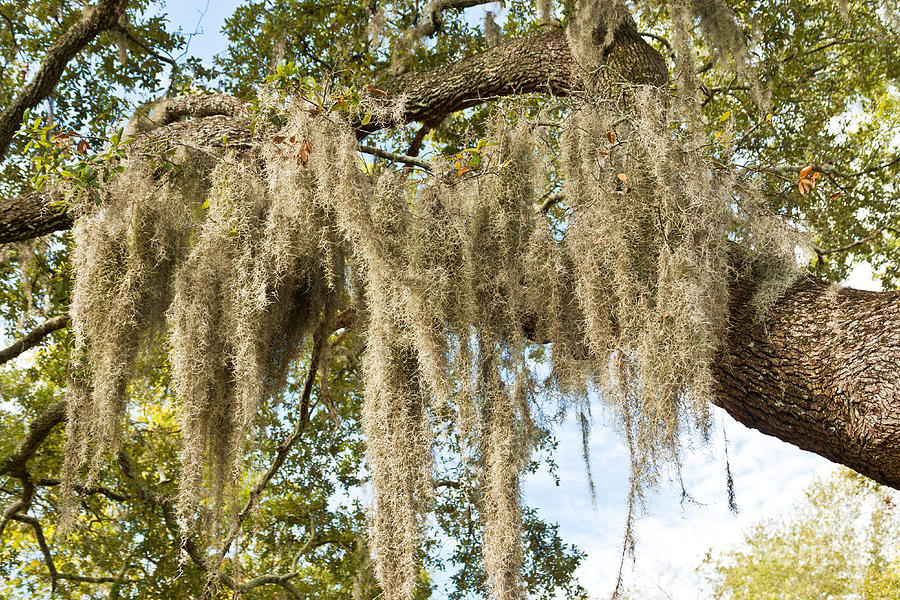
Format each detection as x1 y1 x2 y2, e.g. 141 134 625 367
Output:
522 408 834 599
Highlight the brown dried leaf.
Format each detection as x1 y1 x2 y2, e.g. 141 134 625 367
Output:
365 84 388 97
53 133 72 149
298 139 312 166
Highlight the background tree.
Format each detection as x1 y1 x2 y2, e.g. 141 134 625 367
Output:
702 468 900 600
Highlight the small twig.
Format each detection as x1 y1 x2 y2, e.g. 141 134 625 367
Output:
291 519 317 570
757 156 900 181
696 58 716 74
435 479 462 489
111 24 181 96
813 226 898 256
112 24 179 71
846 154 900 178
539 194 564 213
359 144 433 171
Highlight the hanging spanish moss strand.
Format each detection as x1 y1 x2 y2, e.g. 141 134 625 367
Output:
480 354 526 600
362 332 433 600
62 154 202 527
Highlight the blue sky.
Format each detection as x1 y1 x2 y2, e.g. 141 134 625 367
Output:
110 2 888 597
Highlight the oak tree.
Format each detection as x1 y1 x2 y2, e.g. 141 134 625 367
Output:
0 0 898 598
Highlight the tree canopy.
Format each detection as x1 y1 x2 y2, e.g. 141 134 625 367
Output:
0 0 898 599
703 468 900 600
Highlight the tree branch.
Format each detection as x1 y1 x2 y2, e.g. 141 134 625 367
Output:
406 123 432 158
0 0 129 159
0 315 69 365
116 450 302 597
135 93 253 134
214 309 334 570
35 477 129 502
714 274 900 488
0 188 71 244
0 476 34 536
359 144 433 171
10 513 128 587
0 400 66 478
364 23 668 133
111 23 179 77
813 226 899 256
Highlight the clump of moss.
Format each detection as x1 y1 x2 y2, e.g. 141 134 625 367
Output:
65 84 796 599
63 156 199 524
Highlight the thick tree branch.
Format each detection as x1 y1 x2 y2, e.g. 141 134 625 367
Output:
714 275 900 488
0 0 129 159
128 93 253 135
0 188 71 244
0 315 69 365
0 400 66 478
366 25 667 133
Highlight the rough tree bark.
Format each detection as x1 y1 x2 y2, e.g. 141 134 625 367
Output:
1 13 898 489
717 275 900 488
